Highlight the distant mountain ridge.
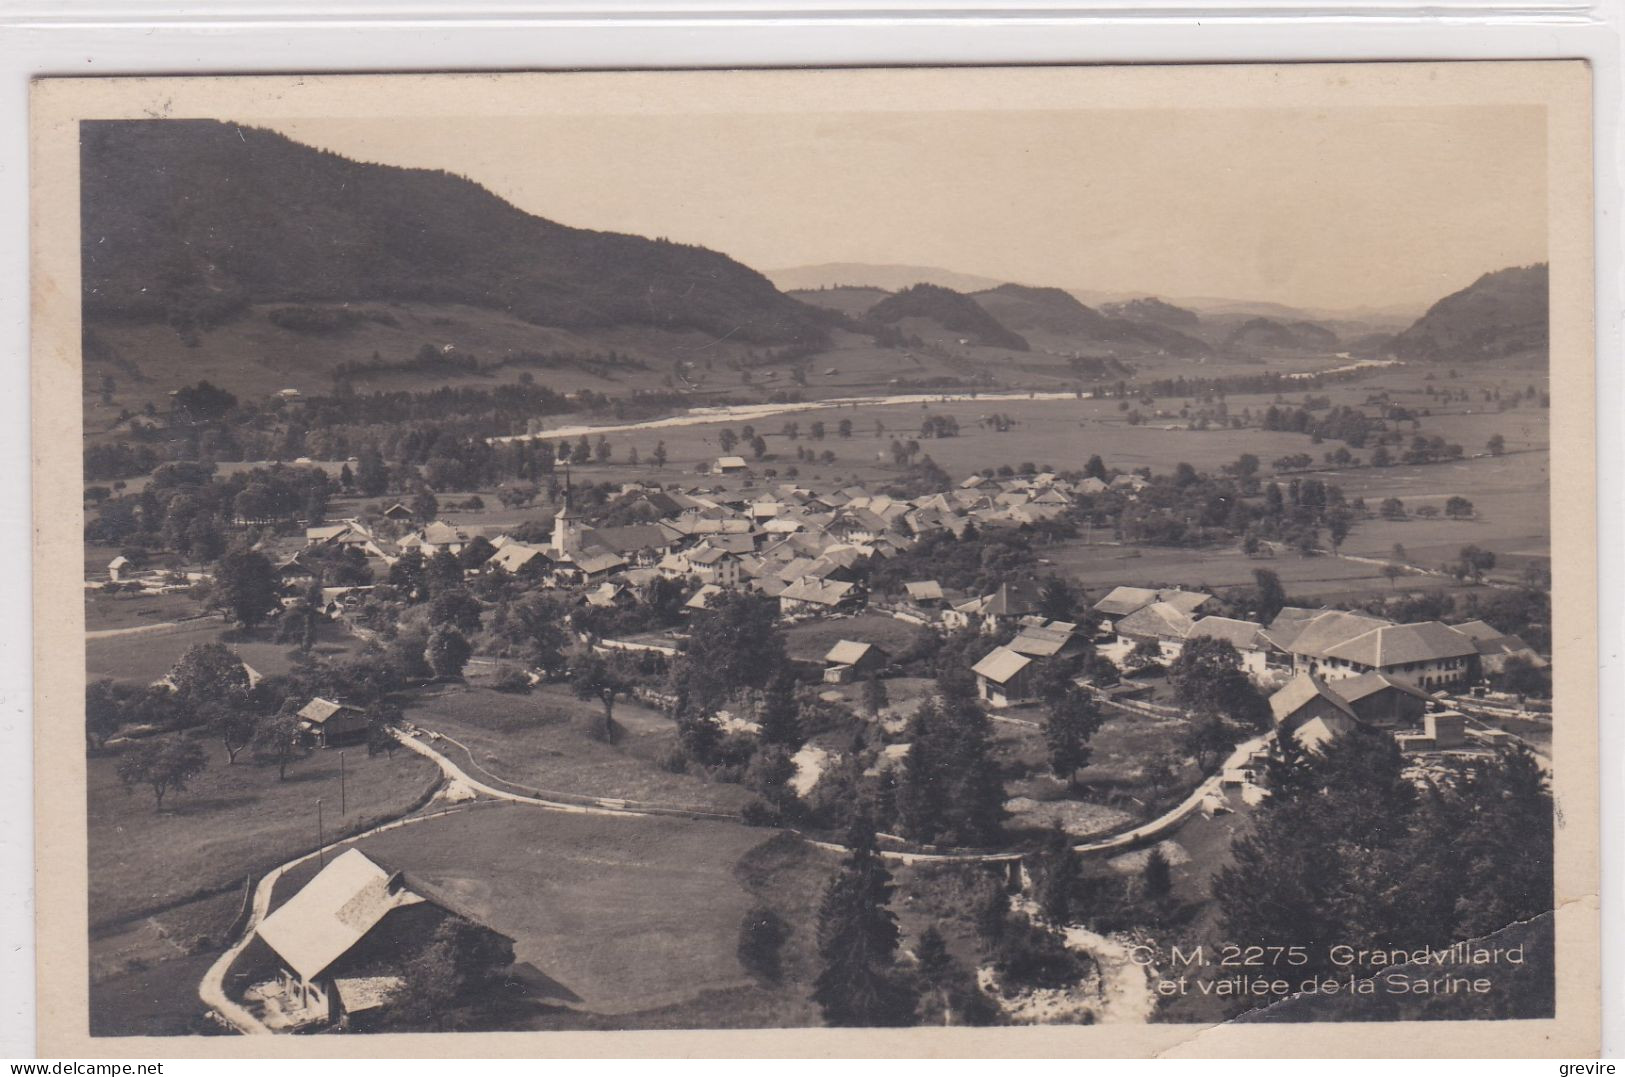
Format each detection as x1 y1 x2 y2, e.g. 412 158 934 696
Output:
766 263 1008 295
1224 317 1341 353
1099 296 1200 329
1388 264 1548 362
81 120 828 348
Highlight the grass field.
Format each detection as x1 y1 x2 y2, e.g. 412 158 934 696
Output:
268 802 795 1019
87 733 440 928
401 683 754 815
782 612 924 664
84 589 209 634
85 616 363 686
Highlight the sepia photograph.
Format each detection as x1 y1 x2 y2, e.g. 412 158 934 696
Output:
28 63 1598 1056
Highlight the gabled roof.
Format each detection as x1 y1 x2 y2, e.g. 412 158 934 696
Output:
972 646 1032 685
1092 586 1161 617
1115 601 1196 642
716 456 748 469
256 849 425 983
486 543 547 573
1265 608 1391 657
1009 623 1080 658
779 577 856 606
1330 671 1432 705
824 640 874 666
685 583 724 610
1268 673 1360 726
419 521 472 546
581 523 672 555
298 697 362 724
1322 621 1478 667
982 581 1042 617
904 580 944 601
573 550 628 575
1185 616 1266 651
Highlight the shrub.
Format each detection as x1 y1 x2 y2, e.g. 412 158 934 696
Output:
737 906 790 981
491 665 531 694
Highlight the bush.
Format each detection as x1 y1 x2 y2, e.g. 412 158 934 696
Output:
993 918 1088 993
741 798 782 828
736 906 789 981
491 665 531 694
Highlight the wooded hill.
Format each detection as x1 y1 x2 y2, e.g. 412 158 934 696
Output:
1388 264 1549 362
80 120 830 349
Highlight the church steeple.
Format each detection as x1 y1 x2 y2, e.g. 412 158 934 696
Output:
553 468 583 556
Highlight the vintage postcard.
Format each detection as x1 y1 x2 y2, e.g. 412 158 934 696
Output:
30 63 1598 1056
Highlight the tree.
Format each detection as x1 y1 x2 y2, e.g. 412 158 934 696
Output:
571 435 592 465
1383 562 1405 589
758 673 804 749
812 815 917 1027
1444 496 1475 519
1037 578 1079 622
1043 686 1102 786
1487 433 1506 456
838 419 853 439
896 704 948 845
718 429 739 453
116 735 208 811
861 674 889 719
595 435 612 464
674 592 786 715
738 906 790 981
1032 822 1078 923
1182 716 1234 773
86 679 122 751
214 546 277 627
389 916 515 1032
569 651 633 744
426 626 473 679
1143 846 1173 903
1171 637 1269 729
338 462 354 490
356 445 389 496
1084 454 1108 482
1380 497 1406 520
251 705 306 780
652 441 668 469
429 588 484 636
1456 544 1497 582
1252 568 1287 623
366 700 404 757
1326 507 1353 552
1125 638 1164 671
169 642 255 762
411 489 440 523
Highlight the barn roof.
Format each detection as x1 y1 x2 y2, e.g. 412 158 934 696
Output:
256 849 425 983
1268 673 1359 726
1323 621 1478 667
1115 602 1196 642
824 640 874 666
972 646 1032 685
1331 671 1433 705
1265 609 1391 658
904 580 944 601
297 697 361 725
1185 616 1266 651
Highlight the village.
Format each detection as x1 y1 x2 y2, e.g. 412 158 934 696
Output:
85 443 1554 1034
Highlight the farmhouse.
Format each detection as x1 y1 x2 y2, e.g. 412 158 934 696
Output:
823 640 888 684
972 646 1035 708
1449 619 1546 674
1091 586 1210 633
1113 601 1197 659
1331 671 1433 727
1316 621 1480 690
778 576 860 616
946 581 1044 633
903 580 946 608
1008 620 1088 662
253 849 512 1030
1268 673 1364 752
1183 616 1273 675
297 698 367 749
716 455 749 474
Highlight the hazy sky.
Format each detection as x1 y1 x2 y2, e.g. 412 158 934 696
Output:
273 104 1546 314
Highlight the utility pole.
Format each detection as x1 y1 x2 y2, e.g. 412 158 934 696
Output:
340 750 347 815
317 798 326 869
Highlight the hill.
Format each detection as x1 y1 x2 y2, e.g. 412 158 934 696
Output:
866 283 1030 351
972 284 1210 358
80 119 827 349
1223 317 1340 353
1099 296 1201 329
787 286 892 318
1388 264 1548 362
767 263 1008 295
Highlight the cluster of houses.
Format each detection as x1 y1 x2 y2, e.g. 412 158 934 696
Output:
286 470 1115 621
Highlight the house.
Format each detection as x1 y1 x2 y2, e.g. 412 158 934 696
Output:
484 542 551 576
252 849 513 1030
1310 620 1480 690
948 581 1044 633
107 555 130 582
778 576 860 616
1449 619 1546 674
716 456 749 475
401 521 476 557
296 698 368 748
1113 602 1197 660
823 640 888 684
1091 586 1210 633
903 580 946 609
1008 620 1089 662
972 646 1034 708
572 550 628 582
577 523 676 567
1330 671 1433 727
684 583 725 612
1268 673 1363 752
381 502 414 522
1183 616 1271 675
582 582 634 609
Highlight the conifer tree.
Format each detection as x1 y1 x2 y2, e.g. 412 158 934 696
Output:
812 814 918 1027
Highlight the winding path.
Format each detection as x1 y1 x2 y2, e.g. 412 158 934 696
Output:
199 726 1270 1033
